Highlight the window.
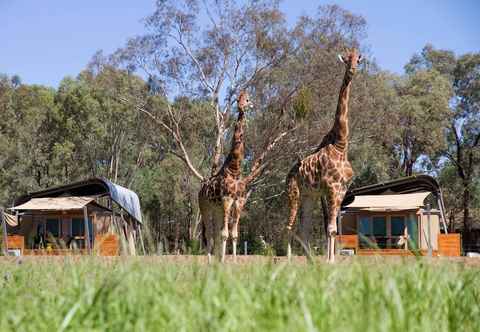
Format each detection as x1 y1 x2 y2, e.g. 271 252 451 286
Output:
71 218 93 243
359 217 372 235
372 217 387 236
407 216 419 249
358 216 398 249
391 216 406 236
46 219 60 237
72 218 84 237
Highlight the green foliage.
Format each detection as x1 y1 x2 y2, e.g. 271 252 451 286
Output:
0 259 479 331
292 86 314 120
394 68 453 175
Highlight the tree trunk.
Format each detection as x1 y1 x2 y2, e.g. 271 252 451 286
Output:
404 157 414 177
462 181 471 244
448 212 455 233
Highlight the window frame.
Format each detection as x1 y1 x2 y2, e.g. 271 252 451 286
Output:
357 214 410 249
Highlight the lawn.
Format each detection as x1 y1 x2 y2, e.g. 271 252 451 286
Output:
0 256 479 331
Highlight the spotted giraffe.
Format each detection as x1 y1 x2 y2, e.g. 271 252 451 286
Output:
286 48 361 263
198 91 252 263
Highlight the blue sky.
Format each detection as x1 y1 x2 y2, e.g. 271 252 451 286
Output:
1 0 479 87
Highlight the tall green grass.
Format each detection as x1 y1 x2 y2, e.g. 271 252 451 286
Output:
0 258 478 331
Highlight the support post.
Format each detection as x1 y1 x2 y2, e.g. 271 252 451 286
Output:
437 192 449 234
287 242 292 262
83 206 91 253
338 212 343 237
426 204 432 257
1 209 8 256
137 223 146 255
337 213 342 253
127 221 136 256
244 241 247 255
110 198 116 231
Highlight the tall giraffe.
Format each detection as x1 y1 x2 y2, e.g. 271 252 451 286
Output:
286 48 361 263
199 91 252 263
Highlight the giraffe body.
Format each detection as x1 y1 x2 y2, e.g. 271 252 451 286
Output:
199 92 251 263
286 49 360 263
287 145 353 244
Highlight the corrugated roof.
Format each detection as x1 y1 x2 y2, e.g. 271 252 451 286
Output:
345 192 431 211
12 196 95 211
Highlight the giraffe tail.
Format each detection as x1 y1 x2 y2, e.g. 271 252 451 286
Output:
286 166 301 230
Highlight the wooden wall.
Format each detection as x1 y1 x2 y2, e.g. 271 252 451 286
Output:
7 235 24 253
438 233 461 257
338 235 358 250
95 234 119 256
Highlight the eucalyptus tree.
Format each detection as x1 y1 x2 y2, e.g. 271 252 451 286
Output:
394 68 453 176
0 76 57 203
447 53 480 235
406 45 480 236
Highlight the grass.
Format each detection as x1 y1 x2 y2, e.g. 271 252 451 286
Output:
0 257 479 332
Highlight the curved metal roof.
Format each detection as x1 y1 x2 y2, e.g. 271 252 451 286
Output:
342 174 441 207
14 178 142 223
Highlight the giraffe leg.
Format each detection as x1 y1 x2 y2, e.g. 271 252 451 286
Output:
286 175 300 260
231 198 244 263
200 204 214 264
207 224 214 265
299 195 315 255
231 210 239 263
212 207 223 262
326 185 347 264
286 174 300 230
221 197 234 263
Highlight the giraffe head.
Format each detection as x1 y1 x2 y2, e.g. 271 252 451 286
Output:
338 48 362 76
237 91 253 112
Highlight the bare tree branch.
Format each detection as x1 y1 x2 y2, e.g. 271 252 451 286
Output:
245 126 297 185
168 31 214 93
119 96 205 181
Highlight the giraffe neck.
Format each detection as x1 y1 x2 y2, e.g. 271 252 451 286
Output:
223 109 246 178
329 69 353 152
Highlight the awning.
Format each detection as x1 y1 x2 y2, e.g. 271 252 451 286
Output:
11 196 95 211
345 192 431 211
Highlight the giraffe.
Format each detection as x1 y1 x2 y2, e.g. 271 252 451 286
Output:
199 91 252 263
285 48 361 263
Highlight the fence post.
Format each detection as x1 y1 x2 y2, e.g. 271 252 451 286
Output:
244 241 247 255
